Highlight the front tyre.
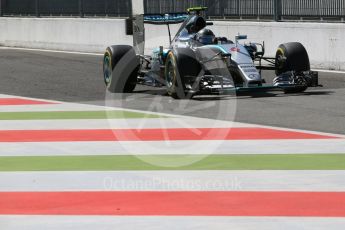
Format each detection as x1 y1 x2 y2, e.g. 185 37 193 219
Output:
165 49 202 99
275 42 310 76
275 42 310 93
103 45 139 93
165 52 187 99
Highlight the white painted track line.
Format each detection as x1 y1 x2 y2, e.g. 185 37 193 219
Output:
1 171 345 192
0 216 344 230
0 139 344 156
313 69 345 74
0 104 113 112
0 46 103 56
0 119 251 130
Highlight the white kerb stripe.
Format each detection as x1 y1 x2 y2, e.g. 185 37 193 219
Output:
0 119 251 130
0 171 344 192
0 139 343 156
0 216 344 230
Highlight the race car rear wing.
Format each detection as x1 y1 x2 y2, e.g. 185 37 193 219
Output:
143 13 189 25
145 13 190 45
129 0 207 55
128 13 190 54
187 6 208 15
127 13 188 35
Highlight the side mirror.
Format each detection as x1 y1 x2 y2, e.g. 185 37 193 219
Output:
206 22 214 26
235 34 248 41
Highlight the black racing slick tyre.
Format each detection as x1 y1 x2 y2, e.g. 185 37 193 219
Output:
165 49 201 99
275 42 310 76
103 45 139 93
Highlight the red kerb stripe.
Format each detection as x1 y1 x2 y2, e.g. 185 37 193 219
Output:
0 128 337 142
1 191 345 217
0 98 56 106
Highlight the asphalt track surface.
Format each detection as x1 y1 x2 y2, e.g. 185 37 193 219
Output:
0 48 344 134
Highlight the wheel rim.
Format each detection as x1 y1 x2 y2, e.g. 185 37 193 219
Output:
103 54 112 86
166 60 175 88
276 49 286 72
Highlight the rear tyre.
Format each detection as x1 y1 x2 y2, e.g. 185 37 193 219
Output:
103 45 139 93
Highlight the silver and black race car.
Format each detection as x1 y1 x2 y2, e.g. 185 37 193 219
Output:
103 7 321 99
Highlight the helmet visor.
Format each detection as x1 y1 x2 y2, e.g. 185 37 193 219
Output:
198 36 214 45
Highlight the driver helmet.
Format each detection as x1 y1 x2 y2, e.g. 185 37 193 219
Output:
196 29 216 45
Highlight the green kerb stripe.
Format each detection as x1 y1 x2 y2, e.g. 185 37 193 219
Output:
0 154 344 171
0 111 163 120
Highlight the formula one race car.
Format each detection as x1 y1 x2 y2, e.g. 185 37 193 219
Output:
103 7 321 99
